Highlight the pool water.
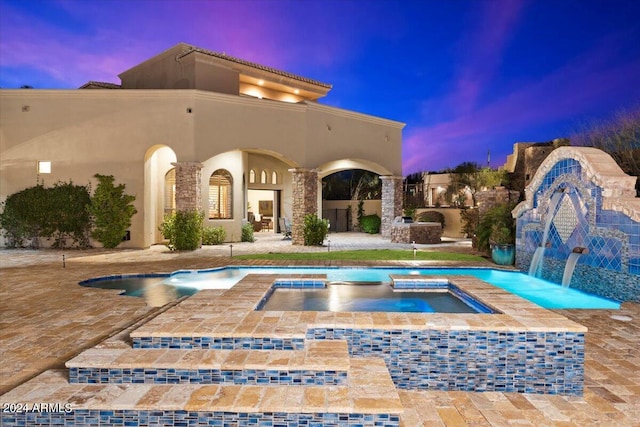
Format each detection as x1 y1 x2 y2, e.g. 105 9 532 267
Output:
258 282 485 313
81 266 621 310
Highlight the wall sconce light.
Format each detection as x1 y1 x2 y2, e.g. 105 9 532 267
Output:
38 161 51 174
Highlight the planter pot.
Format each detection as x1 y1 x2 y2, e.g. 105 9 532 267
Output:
491 243 515 265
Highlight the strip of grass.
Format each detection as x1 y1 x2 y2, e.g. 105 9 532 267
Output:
234 249 486 262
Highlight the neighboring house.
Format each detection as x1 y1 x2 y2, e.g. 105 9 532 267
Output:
420 173 473 207
503 138 570 194
0 43 405 247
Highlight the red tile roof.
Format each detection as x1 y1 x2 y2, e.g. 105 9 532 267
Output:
177 45 332 89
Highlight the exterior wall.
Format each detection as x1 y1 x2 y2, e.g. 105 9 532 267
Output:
305 104 403 177
1 85 402 248
476 188 520 216
415 208 464 238
322 200 381 231
513 147 640 302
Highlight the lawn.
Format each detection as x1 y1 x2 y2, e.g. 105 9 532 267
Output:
235 249 487 262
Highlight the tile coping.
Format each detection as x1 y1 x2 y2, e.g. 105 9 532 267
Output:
129 274 588 339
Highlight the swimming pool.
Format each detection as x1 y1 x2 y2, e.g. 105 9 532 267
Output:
81 266 620 309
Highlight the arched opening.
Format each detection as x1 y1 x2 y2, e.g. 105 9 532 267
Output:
144 145 177 246
318 159 392 233
209 169 233 219
164 168 176 214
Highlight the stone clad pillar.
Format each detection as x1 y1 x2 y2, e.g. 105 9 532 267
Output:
380 175 403 238
289 168 318 245
172 162 203 212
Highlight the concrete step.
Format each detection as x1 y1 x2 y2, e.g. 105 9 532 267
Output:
66 340 350 385
1 357 402 427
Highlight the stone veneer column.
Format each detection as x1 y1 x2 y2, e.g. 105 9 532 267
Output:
289 168 318 245
380 175 403 238
172 162 203 212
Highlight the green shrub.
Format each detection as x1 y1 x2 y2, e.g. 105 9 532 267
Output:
0 182 91 248
303 214 329 246
360 214 381 234
476 203 516 252
0 185 49 247
88 174 137 248
403 205 417 221
417 211 445 228
202 226 226 245
241 222 255 242
48 182 93 248
159 210 203 251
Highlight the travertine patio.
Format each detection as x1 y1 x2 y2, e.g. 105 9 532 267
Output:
1 234 638 426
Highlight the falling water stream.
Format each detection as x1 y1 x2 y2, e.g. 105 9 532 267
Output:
528 191 564 277
562 252 583 287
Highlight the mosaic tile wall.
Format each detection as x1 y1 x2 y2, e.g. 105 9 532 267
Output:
133 336 306 350
306 328 585 396
1 410 400 427
68 367 347 385
517 158 640 302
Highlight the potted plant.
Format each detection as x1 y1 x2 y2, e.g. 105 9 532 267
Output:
490 223 515 265
476 202 516 265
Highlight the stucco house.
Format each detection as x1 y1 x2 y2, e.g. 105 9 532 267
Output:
0 43 405 247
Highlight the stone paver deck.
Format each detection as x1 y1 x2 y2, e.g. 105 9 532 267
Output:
1 233 639 425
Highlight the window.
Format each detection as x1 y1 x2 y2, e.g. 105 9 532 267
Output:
272 171 278 184
260 170 267 184
209 169 233 219
164 169 176 214
249 169 256 183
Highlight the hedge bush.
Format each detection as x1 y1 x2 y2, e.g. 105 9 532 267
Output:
303 214 329 246
241 222 255 242
0 182 92 248
417 211 445 228
360 214 381 234
160 210 204 251
202 226 226 245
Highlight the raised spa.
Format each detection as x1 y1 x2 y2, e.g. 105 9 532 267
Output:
256 281 494 313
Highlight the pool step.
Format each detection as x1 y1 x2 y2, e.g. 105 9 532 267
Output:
66 340 350 385
2 357 402 427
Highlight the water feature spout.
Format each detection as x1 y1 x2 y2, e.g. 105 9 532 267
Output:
562 247 587 287
529 191 564 277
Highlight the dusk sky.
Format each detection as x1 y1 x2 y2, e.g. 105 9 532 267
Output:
1 0 639 174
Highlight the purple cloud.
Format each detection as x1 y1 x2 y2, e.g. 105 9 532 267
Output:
403 40 640 173
448 0 527 115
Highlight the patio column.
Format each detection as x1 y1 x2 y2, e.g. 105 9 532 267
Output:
289 168 318 245
380 175 403 238
172 161 203 212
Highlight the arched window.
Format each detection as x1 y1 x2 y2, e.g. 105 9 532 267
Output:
272 171 278 184
260 170 268 184
249 169 256 183
209 169 233 219
164 168 176 214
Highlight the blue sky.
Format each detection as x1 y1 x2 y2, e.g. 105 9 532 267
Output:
1 0 639 174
